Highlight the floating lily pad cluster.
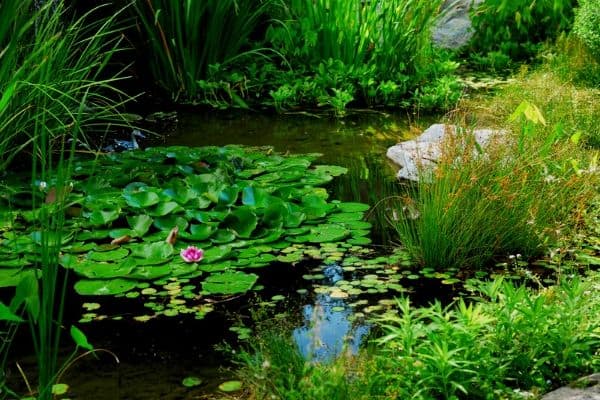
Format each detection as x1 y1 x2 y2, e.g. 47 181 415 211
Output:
0 145 372 321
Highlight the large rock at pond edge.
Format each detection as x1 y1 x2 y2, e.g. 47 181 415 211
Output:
432 0 484 49
541 374 600 400
386 123 504 181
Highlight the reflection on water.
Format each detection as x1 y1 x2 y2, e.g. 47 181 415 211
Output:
294 293 370 362
293 263 370 362
165 111 423 362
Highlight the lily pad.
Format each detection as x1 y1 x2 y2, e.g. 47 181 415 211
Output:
337 202 370 213
202 271 258 295
74 279 137 295
218 380 243 392
182 376 203 388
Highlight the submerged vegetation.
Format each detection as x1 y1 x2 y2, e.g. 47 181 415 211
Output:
0 0 599 398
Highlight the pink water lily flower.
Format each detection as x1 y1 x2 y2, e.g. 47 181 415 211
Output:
180 246 204 263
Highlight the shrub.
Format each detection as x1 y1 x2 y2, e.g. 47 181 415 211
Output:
573 0 600 59
374 273 600 397
468 0 576 62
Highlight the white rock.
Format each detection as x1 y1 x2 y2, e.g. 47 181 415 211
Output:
386 123 505 181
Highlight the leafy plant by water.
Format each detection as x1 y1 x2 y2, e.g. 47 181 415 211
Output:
467 0 576 65
0 0 131 171
0 1 132 398
236 272 600 399
134 0 279 101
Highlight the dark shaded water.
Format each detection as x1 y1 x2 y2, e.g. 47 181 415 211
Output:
6 110 437 399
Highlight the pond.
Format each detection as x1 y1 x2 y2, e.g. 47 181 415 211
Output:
4 110 449 399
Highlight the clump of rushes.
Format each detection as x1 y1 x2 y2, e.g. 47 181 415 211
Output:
0 1 130 398
392 102 598 271
0 0 131 171
134 0 278 101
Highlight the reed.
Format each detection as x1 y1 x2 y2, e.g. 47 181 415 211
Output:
0 0 131 171
134 0 278 101
0 1 130 397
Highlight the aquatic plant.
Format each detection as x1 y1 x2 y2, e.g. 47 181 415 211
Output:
0 1 132 398
392 103 597 270
0 0 131 171
133 0 278 101
0 145 371 321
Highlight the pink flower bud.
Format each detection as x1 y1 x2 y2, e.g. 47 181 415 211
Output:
180 246 204 263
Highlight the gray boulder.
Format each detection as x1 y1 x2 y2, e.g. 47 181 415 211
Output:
541 374 600 400
432 0 484 49
386 123 504 181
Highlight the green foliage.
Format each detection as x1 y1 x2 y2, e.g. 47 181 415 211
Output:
392 105 597 270
374 274 600 397
0 0 131 171
468 0 576 64
237 273 600 399
236 329 357 400
548 35 600 88
1 145 370 320
134 0 462 112
573 0 600 59
134 0 277 101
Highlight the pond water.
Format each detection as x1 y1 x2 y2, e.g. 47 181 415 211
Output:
6 110 444 399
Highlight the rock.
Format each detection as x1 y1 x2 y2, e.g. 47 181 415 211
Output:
386 123 504 181
541 374 600 400
432 0 484 49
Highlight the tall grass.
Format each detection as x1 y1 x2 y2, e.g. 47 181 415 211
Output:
134 0 278 101
461 46 600 148
269 0 442 78
391 106 597 270
0 1 129 397
0 0 131 171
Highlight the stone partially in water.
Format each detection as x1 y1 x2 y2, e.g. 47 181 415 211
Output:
541 374 600 400
386 123 505 181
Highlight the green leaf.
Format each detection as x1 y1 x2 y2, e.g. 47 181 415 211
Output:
127 215 154 237
218 186 239 206
212 229 237 244
218 380 243 392
74 279 137 295
123 190 160 208
11 272 39 321
0 302 24 322
313 165 347 176
223 207 258 238
148 201 182 217
89 208 121 226
337 202 370 213
131 242 174 260
70 325 93 351
182 376 203 388
73 259 136 279
87 248 129 262
51 383 69 395
202 271 258 294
